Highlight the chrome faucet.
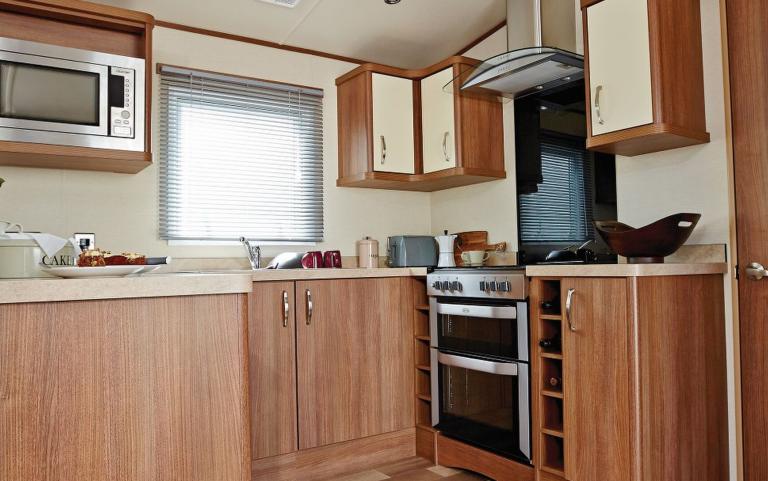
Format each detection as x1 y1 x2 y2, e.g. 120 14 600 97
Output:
240 237 261 270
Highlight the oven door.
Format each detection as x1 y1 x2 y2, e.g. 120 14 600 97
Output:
0 50 108 136
431 349 531 464
430 298 529 362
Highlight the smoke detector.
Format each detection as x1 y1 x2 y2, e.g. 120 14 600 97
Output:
259 0 301 8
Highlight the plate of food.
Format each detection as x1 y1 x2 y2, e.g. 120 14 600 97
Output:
42 249 163 278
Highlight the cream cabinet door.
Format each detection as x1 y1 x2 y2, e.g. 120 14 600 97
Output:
587 0 653 135
372 73 415 174
421 67 456 173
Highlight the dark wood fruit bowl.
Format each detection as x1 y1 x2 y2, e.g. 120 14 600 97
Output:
594 213 701 263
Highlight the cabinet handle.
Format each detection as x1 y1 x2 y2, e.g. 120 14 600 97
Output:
442 131 450 162
380 135 387 164
594 85 605 125
565 288 576 332
282 290 289 327
305 289 313 325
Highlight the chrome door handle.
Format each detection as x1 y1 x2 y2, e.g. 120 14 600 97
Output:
565 288 576 332
305 289 313 325
746 262 768 280
437 351 519 376
282 290 289 327
442 131 450 162
380 135 387 164
594 85 605 125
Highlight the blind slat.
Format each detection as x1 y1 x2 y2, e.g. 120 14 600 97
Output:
159 67 324 242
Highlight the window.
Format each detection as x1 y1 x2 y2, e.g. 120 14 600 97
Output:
158 65 324 243
518 134 594 243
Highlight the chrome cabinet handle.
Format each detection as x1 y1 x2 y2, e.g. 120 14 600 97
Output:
594 85 605 125
747 262 768 280
565 288 576 332
305 289 313 325
438 351 519 376
282 290 289 327
380 135 387 164
442 131 450 162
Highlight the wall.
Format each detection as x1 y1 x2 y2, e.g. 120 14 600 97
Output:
0 27 432 258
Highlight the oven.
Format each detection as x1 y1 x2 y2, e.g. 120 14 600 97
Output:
427 268 531 465
0 36 144 151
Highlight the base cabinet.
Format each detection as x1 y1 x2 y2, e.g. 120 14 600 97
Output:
0 295 250 481
530 274 728 481
250 278 415 473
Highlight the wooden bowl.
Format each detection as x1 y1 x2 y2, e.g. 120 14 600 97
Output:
594 213 701 263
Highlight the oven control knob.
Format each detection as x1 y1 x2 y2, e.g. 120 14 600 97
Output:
498 281 511 292
456 281 463 292
488 281 497 292
479 280 487 292
432 281 441 290
450 281 462 292
441 281 451 291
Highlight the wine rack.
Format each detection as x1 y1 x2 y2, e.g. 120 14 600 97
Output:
411 277 436 462
531 278 566 480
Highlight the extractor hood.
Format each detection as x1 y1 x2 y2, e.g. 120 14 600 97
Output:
447 0 583 100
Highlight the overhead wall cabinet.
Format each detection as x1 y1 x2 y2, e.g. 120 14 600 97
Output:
0 0 153 173
582 0 709 156
336 57 506 192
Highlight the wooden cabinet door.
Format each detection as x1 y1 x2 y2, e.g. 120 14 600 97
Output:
562 278 633 481
372 73 415 174
586 0 653 135
295 278 414 449
421 66 457 173
0 295 250 481
249 282 297 459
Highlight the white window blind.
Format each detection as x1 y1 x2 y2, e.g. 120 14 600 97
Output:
518 136 594 243
158 65 324 243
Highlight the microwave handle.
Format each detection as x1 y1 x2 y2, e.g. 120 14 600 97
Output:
435 302 516 319
437 352 518 376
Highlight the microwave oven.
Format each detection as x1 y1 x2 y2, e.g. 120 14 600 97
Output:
0 36 145 151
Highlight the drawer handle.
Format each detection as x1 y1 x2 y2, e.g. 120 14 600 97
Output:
594 85 605 125
282 290 289 327
565 288 576 332
380 135 387 164
442 131 450 162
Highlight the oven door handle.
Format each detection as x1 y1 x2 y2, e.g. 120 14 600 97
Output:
437 352 519 376
435 302 517 319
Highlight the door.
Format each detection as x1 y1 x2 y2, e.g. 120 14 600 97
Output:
562 278 632 481
421 67 456 173
586 0 653 135
295 278 414 449
249 282 297 459
727 1 768 479
372 73 415 174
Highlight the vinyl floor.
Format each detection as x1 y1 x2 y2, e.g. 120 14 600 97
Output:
331 457 490 481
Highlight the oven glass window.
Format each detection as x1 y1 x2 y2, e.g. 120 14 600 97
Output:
0 62 99 125
437 361 528 462
437 308 521 360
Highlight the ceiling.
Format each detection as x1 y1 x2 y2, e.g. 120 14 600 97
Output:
92 0 507 68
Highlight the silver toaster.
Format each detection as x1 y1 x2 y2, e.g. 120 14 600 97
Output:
387 236 437 267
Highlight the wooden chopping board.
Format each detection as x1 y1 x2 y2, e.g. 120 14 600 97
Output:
453 231 507 266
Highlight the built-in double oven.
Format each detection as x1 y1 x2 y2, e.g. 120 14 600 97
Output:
428 269 531 465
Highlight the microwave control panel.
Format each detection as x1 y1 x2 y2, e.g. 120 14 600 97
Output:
109 66 135 138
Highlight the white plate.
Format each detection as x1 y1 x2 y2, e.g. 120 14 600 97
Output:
41 265 144 278
134 265 162 275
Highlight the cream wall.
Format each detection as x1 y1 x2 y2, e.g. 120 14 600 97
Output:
0 27 432 258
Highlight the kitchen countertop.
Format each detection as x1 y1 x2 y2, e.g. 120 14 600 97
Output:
525 262 728 277
0 268 428 304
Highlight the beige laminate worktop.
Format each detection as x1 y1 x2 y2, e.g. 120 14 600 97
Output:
525 262 728 277
0 268 428 304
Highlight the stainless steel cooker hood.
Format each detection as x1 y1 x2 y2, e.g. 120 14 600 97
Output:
447 0 583 100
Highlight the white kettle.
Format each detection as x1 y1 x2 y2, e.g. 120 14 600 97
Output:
435 231 457 268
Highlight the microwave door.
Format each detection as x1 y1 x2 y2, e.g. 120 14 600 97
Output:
0 50 108 136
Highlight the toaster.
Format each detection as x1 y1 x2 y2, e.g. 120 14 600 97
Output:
387 236 437 267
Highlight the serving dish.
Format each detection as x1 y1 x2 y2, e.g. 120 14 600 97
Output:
594 213 701 263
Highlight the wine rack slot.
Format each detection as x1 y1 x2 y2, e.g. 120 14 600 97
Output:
542 396 564 433
541 358 563 394
411 277 436 462
539 280 562 316
542 435 565 474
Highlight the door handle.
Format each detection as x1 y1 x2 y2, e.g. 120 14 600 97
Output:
746 262 768 280
442 131 450 162
380 135 387 164
305 289 313 325
565 288 576 332
437 351 519 376
594 85 605 125
282 290 289 327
